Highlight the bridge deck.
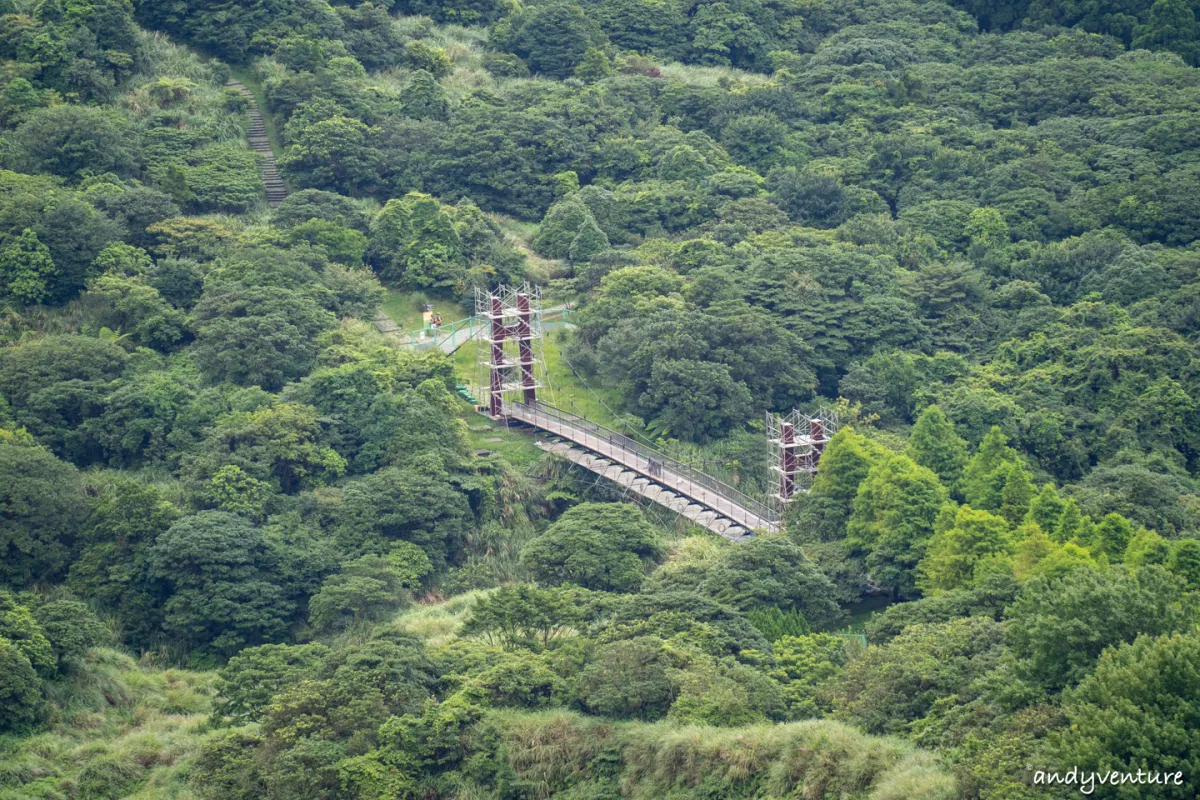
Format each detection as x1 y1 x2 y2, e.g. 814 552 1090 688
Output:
506 402 778 537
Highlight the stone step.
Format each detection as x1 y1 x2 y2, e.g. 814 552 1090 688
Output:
227 80 288 207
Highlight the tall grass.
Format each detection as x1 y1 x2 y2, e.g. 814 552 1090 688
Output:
0 649 216 800
495 710 957 800
134 32 225 85
391 589 494 646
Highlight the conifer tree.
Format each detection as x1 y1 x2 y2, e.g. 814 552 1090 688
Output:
999 464 1034 527
846 455 947 597
906 405 968 489
810 428 887 507
400 70 449 121
574 47 612 82
962 426 1020 512
1026 483 1066 534
1091 513 1134 562
1168 539 1200 589
919 505 1012 593
569 216 610 263
1125 527 1171 567
1055 498 1088 544
532 198 592 259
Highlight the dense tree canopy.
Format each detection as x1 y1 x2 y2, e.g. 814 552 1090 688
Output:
3 0 1200 797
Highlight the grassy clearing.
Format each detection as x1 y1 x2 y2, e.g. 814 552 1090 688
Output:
540 332 628 429
391 589 492 646
450 332 626 432
656 61 774 87
0 649 216 800
381 289 472 331
459 397 545 467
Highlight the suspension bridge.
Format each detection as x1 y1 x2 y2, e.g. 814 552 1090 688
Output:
383 286 833 539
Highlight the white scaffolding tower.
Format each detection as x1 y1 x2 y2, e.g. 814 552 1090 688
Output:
766 408 840 517
475 283 550 418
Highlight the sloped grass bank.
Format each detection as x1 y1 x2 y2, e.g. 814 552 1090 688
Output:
0 649 216 800
497 710 956 800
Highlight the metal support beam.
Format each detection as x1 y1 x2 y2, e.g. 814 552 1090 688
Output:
517 292 536 404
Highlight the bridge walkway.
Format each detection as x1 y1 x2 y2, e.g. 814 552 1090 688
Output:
505 401 779 541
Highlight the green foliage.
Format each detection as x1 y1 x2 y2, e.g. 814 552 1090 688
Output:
1006 565 1195 691
919 505 1013 594
768 633 845 718
368 192 466 291
184 403 346 497
189 286 338 390
214 642 332 724
534 198 593 259
1125 526 1172 567
810 428 888 508
745 606 809 642
497 3 607 79
667 654 787 726
1052 632 1200 799
847 454 948 596
86 274 187 351
309 544 432 631
31 598 108 668
569 216 611 263
577 636 679 720
693 535 842 630
496 711 956 799
1026 483 1066 535
1091 513 1134 561
149 511 295 657
1168 537 1200 588
640 358 753 442
829 617 1006 735
521 503 662 592
461 583 581 648
0 441 88 585
91 242 153 278
906 405 968 489
11 105 136 180
171 144 265 212
401 69 449 121
961 427 1023 514
279 115 385 196
321 463 471 572
0 593 55 677
3 0 1200 790
863 572 1020 643
0 228 56 306
0 636 43 733
998 465 1035 527
68 479 179 648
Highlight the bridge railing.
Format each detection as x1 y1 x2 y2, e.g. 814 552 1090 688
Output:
402 316 482 350
508 401 780 531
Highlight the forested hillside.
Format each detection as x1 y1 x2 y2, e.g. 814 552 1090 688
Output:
3 0 1200 798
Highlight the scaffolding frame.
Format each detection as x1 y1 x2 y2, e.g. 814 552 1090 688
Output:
475 283 550 418
766 408 840 517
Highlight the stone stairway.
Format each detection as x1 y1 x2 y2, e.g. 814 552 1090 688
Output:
227 79 288 208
